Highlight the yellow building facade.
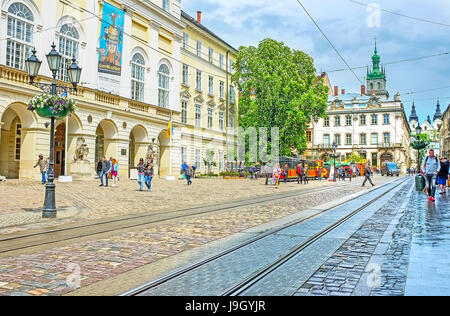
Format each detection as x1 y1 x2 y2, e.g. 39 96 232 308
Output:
0 0 238 180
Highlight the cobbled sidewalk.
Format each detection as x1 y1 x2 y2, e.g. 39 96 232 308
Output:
0 182 375 296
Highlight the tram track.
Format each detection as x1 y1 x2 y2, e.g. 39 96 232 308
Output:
122 177 409 296
0 181 360 256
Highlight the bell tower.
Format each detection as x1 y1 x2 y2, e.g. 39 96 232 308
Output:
366 38 389 99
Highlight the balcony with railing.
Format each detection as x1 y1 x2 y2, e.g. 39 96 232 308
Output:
377 142 398 149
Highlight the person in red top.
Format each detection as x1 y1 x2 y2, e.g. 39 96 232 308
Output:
297 164 303 184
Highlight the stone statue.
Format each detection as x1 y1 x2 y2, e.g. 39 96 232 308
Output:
146 143 159 164
74 137 89 162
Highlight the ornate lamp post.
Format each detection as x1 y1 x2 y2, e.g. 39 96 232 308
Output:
332 141 338 182
415 125 423 171
25 44 82 218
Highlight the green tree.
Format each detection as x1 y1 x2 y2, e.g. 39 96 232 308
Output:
232 39 329 157
411 134 432 166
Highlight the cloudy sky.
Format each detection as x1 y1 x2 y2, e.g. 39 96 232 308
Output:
183 0 450 123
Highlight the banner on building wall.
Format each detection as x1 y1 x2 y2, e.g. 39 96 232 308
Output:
98 2 124 76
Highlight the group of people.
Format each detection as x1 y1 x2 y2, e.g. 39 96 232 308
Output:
421 149 450 202
96 157 120 187
337 166 353 182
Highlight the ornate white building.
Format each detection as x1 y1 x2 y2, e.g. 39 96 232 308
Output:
309 43 412 172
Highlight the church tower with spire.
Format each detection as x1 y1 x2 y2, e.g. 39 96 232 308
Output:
366 38 389 99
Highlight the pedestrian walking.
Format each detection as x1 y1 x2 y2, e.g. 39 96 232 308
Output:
362 165 375 187
249 165 256 180
297 164 303 184
144 159 154 192
111 158 119 187
99 156 112 187
317 167 322 181
422 149 440 202
33 154 48 185
185 164 193 186
137 158 146 192
348 168 352 182
96 159 102 178
303 165 309 184
283 164 289 184
265 163 272 186
273 164 282 189
437 157 449 195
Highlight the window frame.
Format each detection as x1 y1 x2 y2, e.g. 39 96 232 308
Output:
131 53 146 102
158 64 170 108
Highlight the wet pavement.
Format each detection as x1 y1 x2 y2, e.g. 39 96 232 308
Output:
404 190 450 296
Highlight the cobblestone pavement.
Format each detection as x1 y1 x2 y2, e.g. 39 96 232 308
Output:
0 177 389 296
138 179 406 296
0 176 372 235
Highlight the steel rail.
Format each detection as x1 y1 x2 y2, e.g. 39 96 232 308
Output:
122 177 407 296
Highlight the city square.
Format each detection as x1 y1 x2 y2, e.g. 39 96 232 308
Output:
0 0 449 306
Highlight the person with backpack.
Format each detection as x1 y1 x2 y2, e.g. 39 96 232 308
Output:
185 164 193 186
422 149 441 202
437 157 449 195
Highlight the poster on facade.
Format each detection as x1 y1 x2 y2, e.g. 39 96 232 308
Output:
98 2 124 76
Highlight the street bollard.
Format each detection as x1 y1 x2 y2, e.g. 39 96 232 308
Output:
415 174 425 192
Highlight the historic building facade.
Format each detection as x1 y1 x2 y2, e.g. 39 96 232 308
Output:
0 0 238 180
408 99 442 156
309 44 412 172
439 103 449 158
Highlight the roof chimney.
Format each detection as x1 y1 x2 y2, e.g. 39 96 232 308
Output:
334 86 339 97
361 85 366 96
197 11 202 24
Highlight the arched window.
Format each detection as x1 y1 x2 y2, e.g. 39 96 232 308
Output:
377 82 381 90
131 53 145 102
158 64 170 108
58 24 80 81
6 3 34 70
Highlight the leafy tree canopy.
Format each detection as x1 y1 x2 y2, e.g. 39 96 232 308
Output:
232 38 329 157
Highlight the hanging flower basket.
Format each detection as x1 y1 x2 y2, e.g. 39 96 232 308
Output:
27 94 76 118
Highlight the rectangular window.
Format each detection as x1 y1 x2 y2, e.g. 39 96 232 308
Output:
371 114 378 125
208 108 213 129
346 134 352 145
219 81 225 99
219 150 224 171
372 153 378 167
383 114 390 125
360 115 367 126
196 40 202 57
324 117 330 127
195 105 201 127
182 33 188 50
195 148 201 169
181 147 187 165
15 123 21 161
383 132 390 144
219 112 224 131
229 60 233 73
181 100 188 124
371 133 378 145
323 134 330 145
360 133 367 145
219 54 225 69
335 116 341 126
346 115 352 126
208 47 214 63
334 134 341 145
162 0 170 12
196 70 202 91
208 76 214 95
230 116 235 129
306 131 312 142
229 86 235 104
182 64 189 86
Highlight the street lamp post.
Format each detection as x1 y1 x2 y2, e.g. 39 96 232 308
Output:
332 141 338 182
25 44 82 218
415 125 423 171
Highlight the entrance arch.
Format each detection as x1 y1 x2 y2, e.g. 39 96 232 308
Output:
158 129 170 177
0 103 37 179
380 152 394 163
95 119 118 163
129 125 149 172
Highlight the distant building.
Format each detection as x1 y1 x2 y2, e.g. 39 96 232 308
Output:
439 104 450 158
309 42 412 172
